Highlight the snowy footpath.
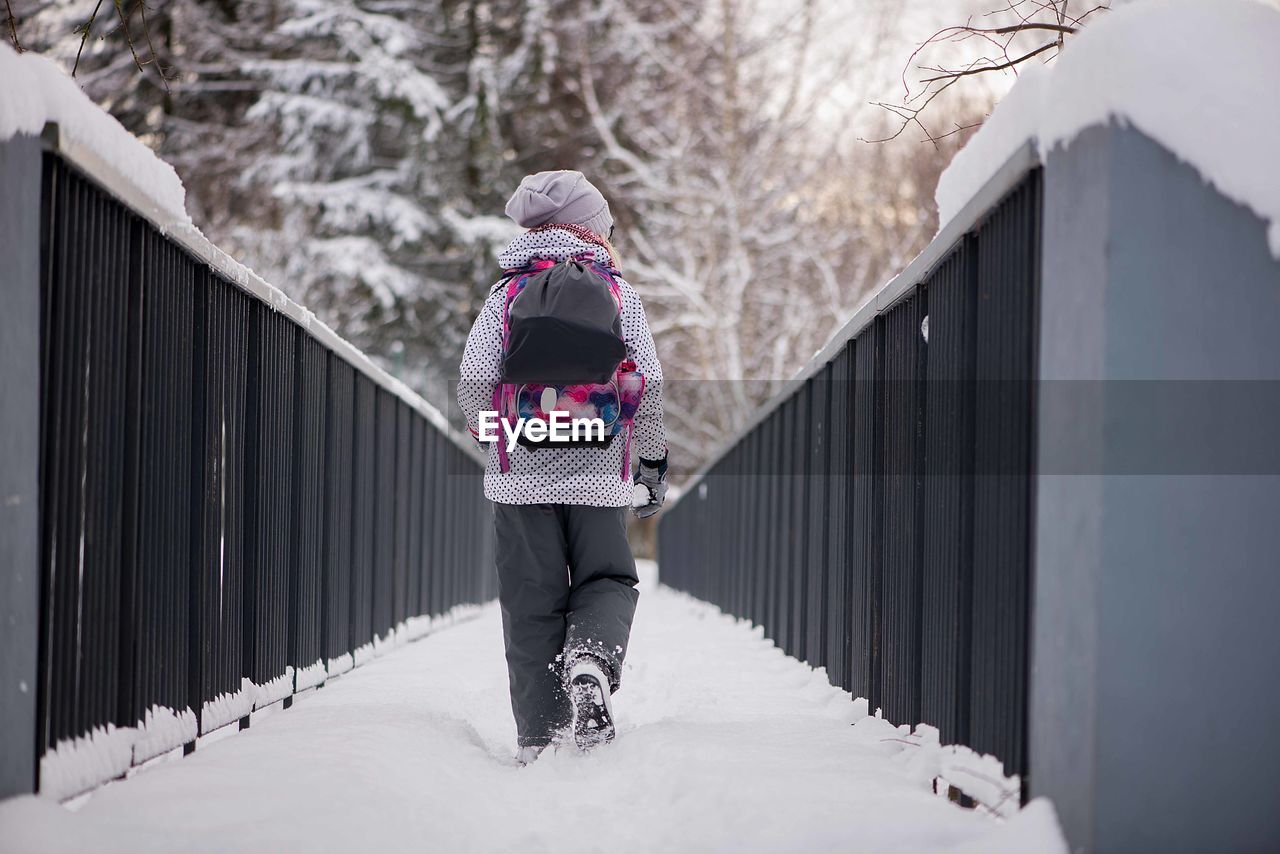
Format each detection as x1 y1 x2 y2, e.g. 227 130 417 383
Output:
0 563 1064 853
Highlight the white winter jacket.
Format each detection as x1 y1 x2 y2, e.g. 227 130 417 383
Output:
456 226 666 507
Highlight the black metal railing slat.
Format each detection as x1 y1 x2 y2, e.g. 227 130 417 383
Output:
920 238 978 748
30 152 491 798
660 170 1042 793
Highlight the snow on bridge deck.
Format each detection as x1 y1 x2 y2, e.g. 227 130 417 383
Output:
0 563 1063 853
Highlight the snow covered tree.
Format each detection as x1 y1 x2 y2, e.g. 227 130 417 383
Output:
228 0 464 395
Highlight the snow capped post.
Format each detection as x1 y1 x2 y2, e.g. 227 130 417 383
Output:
1031 113 1280 854
919 0 1280 848
0 130 42 799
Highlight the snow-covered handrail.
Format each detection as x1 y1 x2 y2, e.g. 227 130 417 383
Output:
43 120 480 464
1 43 475 463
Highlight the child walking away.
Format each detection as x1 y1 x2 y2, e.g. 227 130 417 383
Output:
457 170 668 765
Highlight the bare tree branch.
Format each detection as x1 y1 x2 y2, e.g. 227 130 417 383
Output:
4 0 21 52
63 0 173 91
958 22 1079 36
73 0 108 78
113 0 148 77
871 0 1111 145
918 41 1057 84
136 0 172 92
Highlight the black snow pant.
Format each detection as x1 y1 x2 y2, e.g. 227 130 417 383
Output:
493 502 639 747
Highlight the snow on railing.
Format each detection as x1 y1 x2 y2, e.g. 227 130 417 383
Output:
0 43 474 460
935 0 1280 256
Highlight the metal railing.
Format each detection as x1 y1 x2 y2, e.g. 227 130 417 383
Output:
659 153 1041 797
14 134 493 799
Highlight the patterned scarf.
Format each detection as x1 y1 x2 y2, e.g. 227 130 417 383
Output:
498 223 619 272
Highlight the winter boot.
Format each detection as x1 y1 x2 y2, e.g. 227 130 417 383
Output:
515 745 545 766
567 657 615 751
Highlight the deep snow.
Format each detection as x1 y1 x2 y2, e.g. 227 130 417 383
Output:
0 563 1065 853
935 0 1280 259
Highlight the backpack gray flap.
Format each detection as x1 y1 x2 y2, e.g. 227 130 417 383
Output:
501 260 626 384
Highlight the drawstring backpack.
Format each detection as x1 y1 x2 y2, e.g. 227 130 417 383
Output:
491 224 645 480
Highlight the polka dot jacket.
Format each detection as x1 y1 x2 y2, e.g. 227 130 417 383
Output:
457 226 666 507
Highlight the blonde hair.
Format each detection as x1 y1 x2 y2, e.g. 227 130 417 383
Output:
597 232 621 270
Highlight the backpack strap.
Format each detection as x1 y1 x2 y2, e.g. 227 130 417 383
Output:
493 262 554 473
493 382 511 473
494 272 522 474
585 262 632 479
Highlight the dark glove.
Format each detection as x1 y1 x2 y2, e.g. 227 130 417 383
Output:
632 455 668 519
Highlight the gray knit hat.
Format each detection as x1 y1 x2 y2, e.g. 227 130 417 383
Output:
504 170 614 237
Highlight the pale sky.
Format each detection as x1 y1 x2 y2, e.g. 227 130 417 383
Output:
747 0 1021 141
